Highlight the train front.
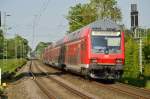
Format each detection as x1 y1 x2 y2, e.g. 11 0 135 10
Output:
88 20 125 79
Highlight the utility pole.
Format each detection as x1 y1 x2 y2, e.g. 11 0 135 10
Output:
139 33 142 73
0 11 1 85
130 1 143 74
3 12 9 72
0 11 1 27
15 34 18 59
32 15 37 50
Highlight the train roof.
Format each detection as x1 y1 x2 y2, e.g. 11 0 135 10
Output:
54 19 121 46
89 19 120 31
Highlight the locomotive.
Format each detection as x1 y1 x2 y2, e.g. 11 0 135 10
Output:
42 19 125 79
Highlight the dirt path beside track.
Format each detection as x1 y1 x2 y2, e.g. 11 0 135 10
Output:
7 61 49 99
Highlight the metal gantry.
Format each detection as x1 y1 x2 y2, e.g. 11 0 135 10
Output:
2 12 11 73
134 27 147 74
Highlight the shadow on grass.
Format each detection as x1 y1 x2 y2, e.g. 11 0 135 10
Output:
0 95 8 99
119 76 150 87
2 71 66 83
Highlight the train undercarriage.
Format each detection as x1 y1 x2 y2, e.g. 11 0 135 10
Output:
83 64 123 80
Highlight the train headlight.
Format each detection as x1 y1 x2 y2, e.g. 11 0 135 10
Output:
91 59 97 63
116 59 123 64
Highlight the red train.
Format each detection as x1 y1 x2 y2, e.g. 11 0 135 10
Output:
42 19 125 79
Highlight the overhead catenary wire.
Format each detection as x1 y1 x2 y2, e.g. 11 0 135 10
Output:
31 0 50 50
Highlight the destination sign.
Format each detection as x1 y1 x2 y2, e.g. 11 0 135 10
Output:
92 31 120 36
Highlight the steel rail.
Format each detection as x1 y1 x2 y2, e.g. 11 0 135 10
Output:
37 60 150 99
93 81 150 99
34 61 98 99
29 61 57 99
116 82 150 95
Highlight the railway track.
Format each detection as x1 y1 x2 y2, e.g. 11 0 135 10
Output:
114 83 150 98
35 60 150 99
93 81 150 99
33 61 99 99
29 61 57 99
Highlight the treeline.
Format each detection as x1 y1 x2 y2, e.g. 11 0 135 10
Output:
0 29 30 59
34 42 50 58
120 29 150 87
123 29 150 78
66 0 122 32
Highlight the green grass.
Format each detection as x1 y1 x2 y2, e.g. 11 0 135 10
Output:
144 64 150 77
0 59 27 73
119 77 145 87
120 63 150 89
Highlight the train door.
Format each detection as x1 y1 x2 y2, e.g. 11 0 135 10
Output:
58 45 66 65
77 43 81 64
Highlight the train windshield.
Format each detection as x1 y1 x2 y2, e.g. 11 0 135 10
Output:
91 31 121 54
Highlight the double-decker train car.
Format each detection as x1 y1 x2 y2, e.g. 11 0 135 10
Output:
42 19 125 79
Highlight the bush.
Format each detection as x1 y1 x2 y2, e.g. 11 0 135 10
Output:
123 38 140 79
0 59 26 73
0 86 4 95
144 64 150 77
0 59 27 81
145 80 150 89
120 77 146 87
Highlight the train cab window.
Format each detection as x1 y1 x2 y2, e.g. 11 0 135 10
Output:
91 31 121 54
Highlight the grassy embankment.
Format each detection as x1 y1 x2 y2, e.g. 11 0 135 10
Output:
0 59 26 73
120 64 150 89
143 64 150 89
0 59 27 81
0 59 27 96
119 38 150 89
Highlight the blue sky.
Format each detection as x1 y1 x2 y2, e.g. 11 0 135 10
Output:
0 0 150 49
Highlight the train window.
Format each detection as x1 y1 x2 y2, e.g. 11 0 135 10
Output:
91 31 121 54
81 41 85 50
106 37 120 47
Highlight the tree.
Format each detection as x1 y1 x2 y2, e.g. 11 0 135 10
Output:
35 42 51 58
90 0 122 21
123 38 139 78
6 35 30 58
143 29 150 63
7 38 15 58
66 0 122 32
66 3 96 32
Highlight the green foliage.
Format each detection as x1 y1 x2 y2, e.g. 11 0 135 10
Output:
6 35 29 59
0 59 27 73
124 30 132 43
143 45 150 63
144 64 150 77
120 77 145 87
90 0 122 21
0 86 4 95
0 29 4 58
66 0 122 32
123 38 140 78
0 30 30 59
119 29 150 88
67 3 96 32
35 42 50 58
145 80 150 89
143 29 150 63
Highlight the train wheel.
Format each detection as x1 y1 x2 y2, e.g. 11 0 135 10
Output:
85 74 91 80
80 67 91 80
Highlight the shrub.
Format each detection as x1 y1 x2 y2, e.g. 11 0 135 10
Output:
144 64 150 77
